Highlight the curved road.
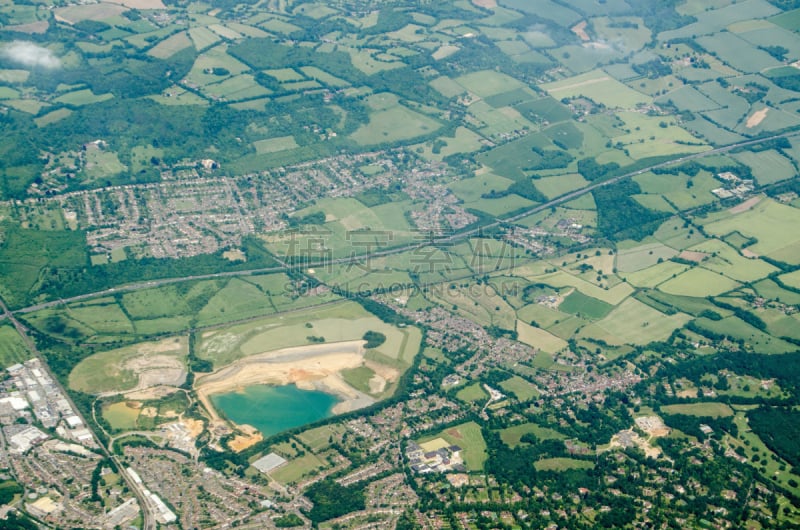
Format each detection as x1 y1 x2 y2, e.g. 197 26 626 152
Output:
11 129 800 317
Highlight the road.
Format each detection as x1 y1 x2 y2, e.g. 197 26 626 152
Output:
0 295 159 530
10 129 800 318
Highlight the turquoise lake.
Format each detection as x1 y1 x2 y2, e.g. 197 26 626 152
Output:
211 384 340 437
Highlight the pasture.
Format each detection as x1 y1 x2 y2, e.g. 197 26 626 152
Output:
658 267 740 297
456 382 488 403
702 199 800 264
350 104 440 145
542 70 650 109
661 402 734 418
558 290 613 320
587 298 691 345
616 242 679 273
498 376 539 402
499 422 565 448
516 321 568 354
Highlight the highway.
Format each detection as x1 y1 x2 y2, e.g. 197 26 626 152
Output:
10 128 800 317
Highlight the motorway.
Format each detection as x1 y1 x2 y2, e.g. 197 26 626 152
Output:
9 129 800 319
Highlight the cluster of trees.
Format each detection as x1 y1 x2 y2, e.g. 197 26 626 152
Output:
592 180 667 241
362 330 387 348
304 479 365 523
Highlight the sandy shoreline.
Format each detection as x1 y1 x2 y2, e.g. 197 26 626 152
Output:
195 340 375 424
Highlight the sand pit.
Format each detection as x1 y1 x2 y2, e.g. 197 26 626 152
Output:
195 341 374 422
746 108 768 128
571 21 590 42
228 424 263 452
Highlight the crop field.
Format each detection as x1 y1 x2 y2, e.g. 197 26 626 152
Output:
103 402 140 431
689 240 777 282
428 281 516 330
350 105 440 146
516 321 568 353
557 290 614 320
455 71 527 98
624 261 690 289
203 75 270 100
693 316 796 354
418 421 487 471
0 324 31 368
616 242 679 273
661 402 734 418
498 376 539 402
195 278 275 327
702 199 800 263
696 33 781 74
499 422 565 448
542 70 650 109
658 267 740 297
517 303 569 329
588 298 691 345
528 270 634 306
732 150 796 186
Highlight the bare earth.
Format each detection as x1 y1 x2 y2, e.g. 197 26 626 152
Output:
730 195 761 214
746 108 769 128
678 250 708 263
228 424 263 452
470 0 497 7
571 20 590 42
195 340 375 424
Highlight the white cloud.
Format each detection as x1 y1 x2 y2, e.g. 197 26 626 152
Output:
1 41 61 69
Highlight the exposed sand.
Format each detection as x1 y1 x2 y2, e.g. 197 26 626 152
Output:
746 108 768 128
195 341 374 422
571 20 590 42
470 0 496 7
125 354 186 391
678 250 708 263
741 248 760 259
730 195 761 214
228 424 263 452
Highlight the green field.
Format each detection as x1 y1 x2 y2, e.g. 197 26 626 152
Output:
658 267 741 297
418 421 488 471
0 324 31 368
456 382 489 403
661 402 734 418
534 457 594 472
498 376 540 402
586 298 691 345
558 290 614 320
702 199 800 264
499 422 565 448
